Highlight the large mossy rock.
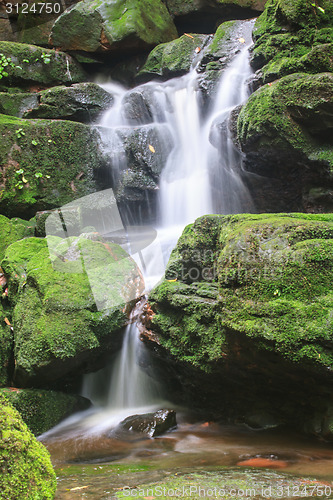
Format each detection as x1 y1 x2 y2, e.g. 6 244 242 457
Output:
0 42 86 88
146 213 333 439
0 394 56 499
0 388 90 435
0 302 13 388
23 83 114 122
0 83 113 121
0 114 104 218
237 72 333 212
251 0 333 84
137 33 210 82
50 0 178 56
1 235 143 387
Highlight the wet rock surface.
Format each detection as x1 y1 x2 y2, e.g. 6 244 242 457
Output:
117 409 177 437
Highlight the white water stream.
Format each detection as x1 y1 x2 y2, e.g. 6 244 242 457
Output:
41 20 254 440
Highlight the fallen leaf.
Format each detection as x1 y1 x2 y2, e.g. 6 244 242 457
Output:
238 37 245 43
237 457 288 469
149 144 155 153
70 486 89 491
4 318 11 326
195 47 201 53
184 33 194 39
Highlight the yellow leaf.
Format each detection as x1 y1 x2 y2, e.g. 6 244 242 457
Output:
184 33 194 39
22 176 28 183
149 144 155 153
167 279 177 282
238 37 245 43
70 486 89 491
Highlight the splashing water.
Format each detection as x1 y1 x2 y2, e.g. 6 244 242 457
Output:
40 20 255 441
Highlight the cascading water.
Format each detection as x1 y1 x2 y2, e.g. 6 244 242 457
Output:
40 19 255 441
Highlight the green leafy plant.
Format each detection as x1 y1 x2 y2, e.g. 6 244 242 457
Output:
15 169 28 190
41 53 51 65
0 53 15 80
311 2 325 13
15 128 25 139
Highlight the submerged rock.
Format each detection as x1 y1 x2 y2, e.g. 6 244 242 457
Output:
0 394 56 499
1 234 144 387
50 0 177 56
118 409 177 437
145 213 333 439
0 387 90 435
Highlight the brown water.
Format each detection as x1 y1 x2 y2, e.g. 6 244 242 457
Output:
42 415 333 499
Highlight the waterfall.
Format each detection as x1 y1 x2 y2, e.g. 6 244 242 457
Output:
41 20 255 439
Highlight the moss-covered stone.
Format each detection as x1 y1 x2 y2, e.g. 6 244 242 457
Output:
0 41 86 88
147 213 333 437
251 0 333 83
50 0 177 55
137 33 210 81
0 83 114 121
0 393 56 499
23 82 114 121
237 72 333 186
0 214 35 261
0 388 90 435
0 302 13 388
0 92 39 118
1 234 143 386
0 114 104 218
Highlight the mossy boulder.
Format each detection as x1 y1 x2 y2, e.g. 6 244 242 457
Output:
1 234 144 386
0 41 86 88
0 92 39 118
0 214 35 261
251 0 333 84
23 83 114 122
237 72 333 212
0 388 90 435
50 0 178 56
0 302 13 388
146 213 333 438
0 114 105 218
0 393 56 499
137 33 210 82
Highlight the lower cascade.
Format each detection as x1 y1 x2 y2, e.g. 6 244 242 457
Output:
40 20 256 439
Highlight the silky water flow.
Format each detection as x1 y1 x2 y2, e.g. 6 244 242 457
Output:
40 20 255 441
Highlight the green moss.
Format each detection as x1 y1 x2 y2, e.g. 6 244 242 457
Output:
0 114 104 218
237 72 333 167
2 234 141 385
137 33 209 80
0 302 13 387
0 41 86 87
0 92 38 117
0 388 89 435
149 213 333 372
252 0 333 81
50 0 177 53
0 393 56 499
